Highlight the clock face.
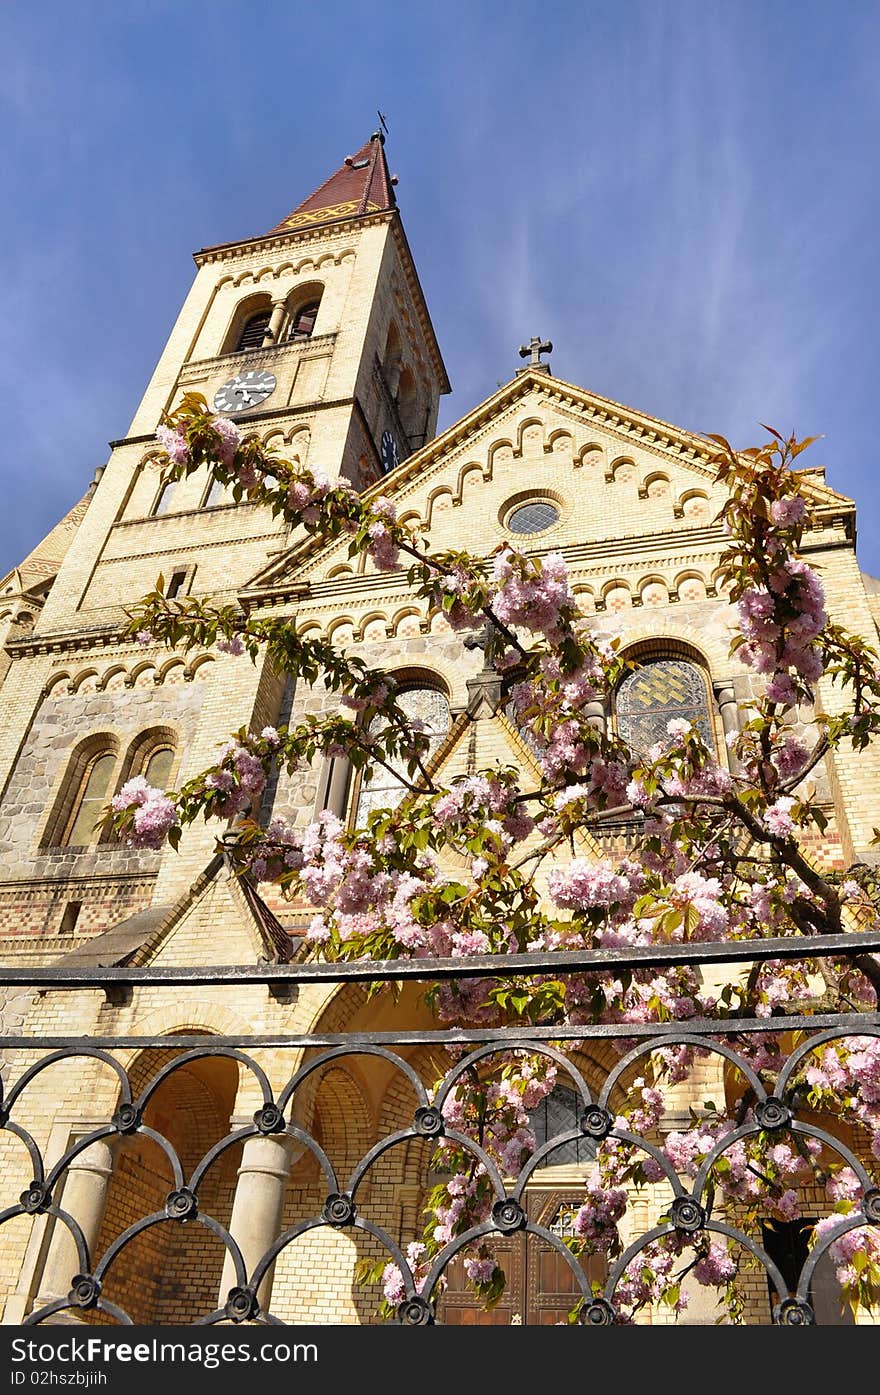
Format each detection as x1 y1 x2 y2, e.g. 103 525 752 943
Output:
380 429 400 475
212 369 277 414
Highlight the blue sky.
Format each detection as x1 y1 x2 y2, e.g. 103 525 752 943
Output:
3 1 880 575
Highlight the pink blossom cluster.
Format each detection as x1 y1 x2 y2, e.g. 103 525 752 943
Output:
573 1169 628 1250
339 679 390 714
763 795 795 837
509 652 603 728
737 558 827 695
381 1241 432 1308
430 1059 558 1242
156 425 190 467
562 961 709 1030
624 1077 666 1134
365 497 400 572
279 812 448 952
669 871 730 940
753 959 817 1016
366 521 399 572
614 1236 691 1317
693 1241 737 1285
770 496 806 528
812 1215 880 1294
491 548 576 642
111 776 178 849
663 1118 821 1217
773 734 809 780
431 773 535 848
803 1037 880 1161
202 741 268 818
245 817 305 884
423 564 489 633
286 469 333 518
209 416 241 466
462 1255 499 1285
548 858 636 912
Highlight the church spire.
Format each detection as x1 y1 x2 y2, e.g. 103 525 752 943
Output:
267 132 397 236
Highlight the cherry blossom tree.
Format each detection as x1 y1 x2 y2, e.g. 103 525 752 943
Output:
107 395 880 1323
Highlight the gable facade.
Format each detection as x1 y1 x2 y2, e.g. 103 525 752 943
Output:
0 139 878 1328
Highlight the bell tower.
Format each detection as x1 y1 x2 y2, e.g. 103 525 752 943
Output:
37 132 450 632
0 135 450 952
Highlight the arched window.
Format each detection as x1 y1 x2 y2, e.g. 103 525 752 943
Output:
201 478 225 508
101 732 176 843
396 366 421 445
151 481 177 517
383 321 403 395
527 1085 597 1169
118 730 177 793
288 301 320 341
353 684 451 825
616 656 714 752
60 750 117 847
142 745 174 789
236 310 271 353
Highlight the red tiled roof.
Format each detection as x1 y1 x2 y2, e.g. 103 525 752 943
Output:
267 133 396 236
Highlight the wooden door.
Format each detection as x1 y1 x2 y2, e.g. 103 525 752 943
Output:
438 1191 606 1325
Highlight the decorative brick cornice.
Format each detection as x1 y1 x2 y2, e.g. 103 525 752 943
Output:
0 872 157 895
176 334 337 387
5 622 125 660
193 210 394 266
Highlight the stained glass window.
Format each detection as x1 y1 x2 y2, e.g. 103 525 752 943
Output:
616 658 713 751
528 1086 597 1169
354 687 450 824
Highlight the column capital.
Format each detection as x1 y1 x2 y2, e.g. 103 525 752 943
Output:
712 678 737 704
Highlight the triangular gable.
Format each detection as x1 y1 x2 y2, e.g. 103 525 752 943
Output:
244 368 852 596
126 851 294 968
385 702 604 876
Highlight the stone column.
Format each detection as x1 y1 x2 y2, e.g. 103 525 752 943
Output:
315 754 352 820
713 681 740 768
219 1133 293 1311
35 1138 115 1313
583 698 608 735
266 298 287 345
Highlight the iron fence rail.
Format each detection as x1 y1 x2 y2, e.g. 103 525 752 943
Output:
0 927 878 992
1 933 879 1327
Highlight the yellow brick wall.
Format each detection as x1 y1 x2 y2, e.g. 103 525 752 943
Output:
1 195 877 1326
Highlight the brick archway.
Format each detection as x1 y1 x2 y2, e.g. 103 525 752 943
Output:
89 1044 240 1324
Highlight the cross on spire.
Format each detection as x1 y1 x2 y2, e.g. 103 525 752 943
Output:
519 335 553 368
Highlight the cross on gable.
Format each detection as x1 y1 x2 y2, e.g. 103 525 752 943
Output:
464 619 506 716
463 619 502 673
518 335 553 368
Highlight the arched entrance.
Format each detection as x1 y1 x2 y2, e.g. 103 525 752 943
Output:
91 1043 240 1323
439 1085 607 1325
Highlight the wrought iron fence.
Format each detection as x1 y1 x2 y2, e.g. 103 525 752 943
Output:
0 931 879 1327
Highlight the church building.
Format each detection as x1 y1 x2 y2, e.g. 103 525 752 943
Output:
0 133 878 1326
